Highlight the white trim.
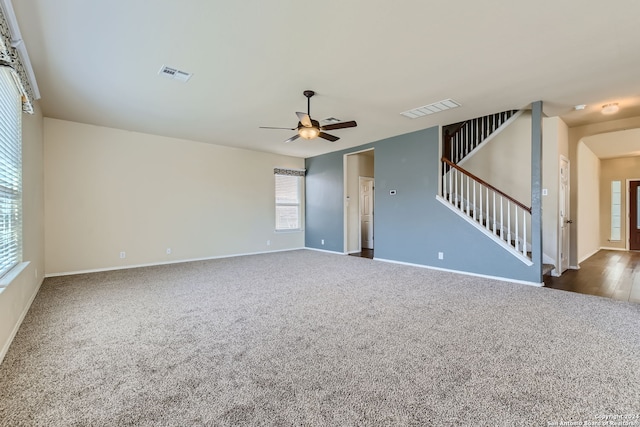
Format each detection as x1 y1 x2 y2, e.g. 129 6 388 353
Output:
578 247 601 264
0 266 42 365
373 257 543 287
625 178 640 251
304 247 346 255
44 248 305 278
343 148 375 254
0 260 29 288
558 155 571 275
359 176 374 252
0 0 40 99
599 246 628 252
436 195 534 266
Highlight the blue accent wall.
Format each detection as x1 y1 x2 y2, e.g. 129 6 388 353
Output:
305 126 539 283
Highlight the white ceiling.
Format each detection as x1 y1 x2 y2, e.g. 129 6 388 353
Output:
12 0 640 159
583 128 640 159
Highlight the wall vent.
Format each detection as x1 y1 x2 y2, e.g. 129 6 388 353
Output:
158 65 192 82
400 98 461 119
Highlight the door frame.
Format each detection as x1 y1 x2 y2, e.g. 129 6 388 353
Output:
558 155 571 274
343 148 375 254
626 178 640 250
359 176 374 251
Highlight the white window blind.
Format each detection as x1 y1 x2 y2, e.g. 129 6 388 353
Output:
275 174 302 230
0 67 22 278
611 180 621 241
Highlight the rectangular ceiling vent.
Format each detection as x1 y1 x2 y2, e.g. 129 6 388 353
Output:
400 98 461 119
158 65 192 83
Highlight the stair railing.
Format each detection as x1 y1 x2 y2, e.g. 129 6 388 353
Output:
441 158 532 258
444 110 518 164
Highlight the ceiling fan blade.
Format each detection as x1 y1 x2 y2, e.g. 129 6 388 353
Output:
321 120 357 131
296 112 312 127
318 132 339 142
260 126 296 130
284 134 301 143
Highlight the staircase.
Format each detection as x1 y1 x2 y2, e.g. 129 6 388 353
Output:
444 110 519 164
439 109 555 274
441 157 533 264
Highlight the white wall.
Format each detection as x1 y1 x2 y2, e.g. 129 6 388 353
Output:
463 111 532 206
542 117 569 271
577 142 601 262
0 102 45 363
44 119 305 275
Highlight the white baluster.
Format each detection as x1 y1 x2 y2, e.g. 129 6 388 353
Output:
478 184 483 224
523 211 527 257
492 192 497 234
486 188 490 230
499 196 504 239
454 169 458 207
449 167 453 203
466 175 470 215
507 202 512 248
514 206 519 252
472 181 477 221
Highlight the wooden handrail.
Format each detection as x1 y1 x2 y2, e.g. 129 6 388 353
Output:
441 157 532 213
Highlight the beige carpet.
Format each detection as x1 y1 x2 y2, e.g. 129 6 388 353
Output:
1 250 639 426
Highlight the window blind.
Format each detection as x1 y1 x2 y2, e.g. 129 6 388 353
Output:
0 66 22 278
275 173 302 230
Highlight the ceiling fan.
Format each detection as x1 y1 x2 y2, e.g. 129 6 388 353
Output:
260 90 357 143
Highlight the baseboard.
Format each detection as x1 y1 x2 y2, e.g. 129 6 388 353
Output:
373 257 544 287
44 247 306 278
304 247 346 255
0 275 44 365
578 248 601 264
599 246 628 252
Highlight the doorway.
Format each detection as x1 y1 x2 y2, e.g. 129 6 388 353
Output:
359 177 374 250
630 180 640 250
344 149 374 256
559 156 571 273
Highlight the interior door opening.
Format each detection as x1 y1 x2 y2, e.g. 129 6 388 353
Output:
344 149 374 258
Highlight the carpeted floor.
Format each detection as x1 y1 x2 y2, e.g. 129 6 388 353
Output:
1 250 639 426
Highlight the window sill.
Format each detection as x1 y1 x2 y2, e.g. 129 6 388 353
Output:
0 261 30 291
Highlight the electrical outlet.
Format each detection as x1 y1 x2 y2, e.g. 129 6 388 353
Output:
438 252 444 260
267 240 271 246
166 248 172 255
119 251 126 259
321 239 325 245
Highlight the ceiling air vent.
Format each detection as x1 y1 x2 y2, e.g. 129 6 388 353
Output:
158 65 192 82
400 98 461 119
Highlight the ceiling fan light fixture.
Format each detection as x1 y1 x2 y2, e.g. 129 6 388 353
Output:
299 126 320 140
601 103 619 115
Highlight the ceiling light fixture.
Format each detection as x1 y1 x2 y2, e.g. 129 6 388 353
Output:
298 126 320 140
601 103 619 115
574 104 587 111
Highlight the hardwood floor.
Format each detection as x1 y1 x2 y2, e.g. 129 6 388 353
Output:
544 250 640 303
349 249 374 259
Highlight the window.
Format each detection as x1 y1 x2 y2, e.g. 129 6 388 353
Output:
611 180 621 241
0 67 22 278
275 170 303 231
